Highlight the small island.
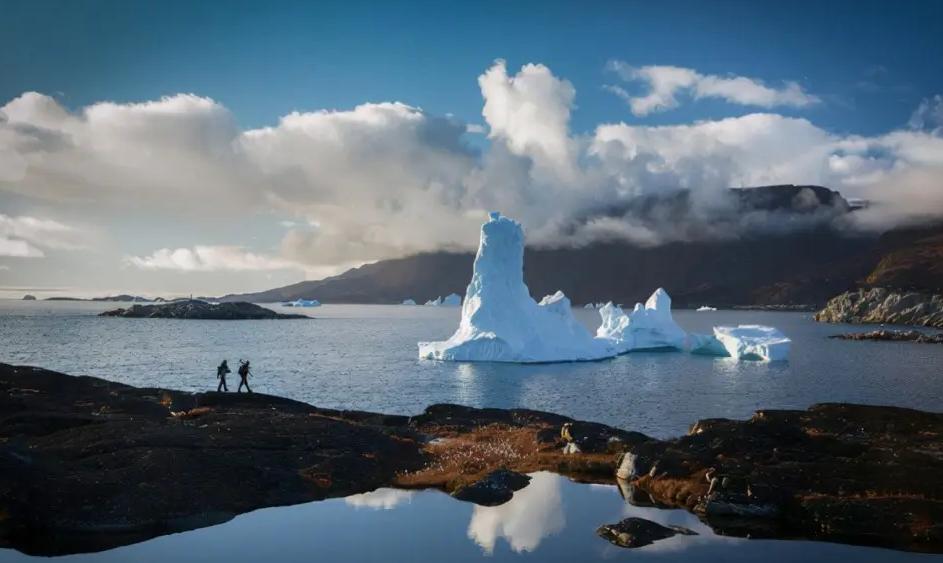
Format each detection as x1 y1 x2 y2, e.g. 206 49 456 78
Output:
99 300 308 320
21 295 36 301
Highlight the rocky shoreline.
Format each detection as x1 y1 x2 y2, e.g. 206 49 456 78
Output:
1 363 941 555
816 287 943 328
830 329 943 344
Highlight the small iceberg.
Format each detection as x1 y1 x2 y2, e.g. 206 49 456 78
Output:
401 299 417 306
442 293 462 306
283 299 320 307
424 297 442 306
583 303 595 309
713 325 791 361
596 289 688 353
696 306 717 312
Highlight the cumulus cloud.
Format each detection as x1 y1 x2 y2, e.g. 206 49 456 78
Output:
127 246 299 272
467 472 565 554
0 63 941 283
0 214 84 257
605 61 820 116
909 94 943 134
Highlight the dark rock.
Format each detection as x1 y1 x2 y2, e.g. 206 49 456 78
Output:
21 295 36 301
830 329 943 343
596 517 697 548
99 301 307 320
451 469 532 506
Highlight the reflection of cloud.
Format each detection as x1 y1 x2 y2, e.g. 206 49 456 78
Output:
467 471 565 554
344 488 415 510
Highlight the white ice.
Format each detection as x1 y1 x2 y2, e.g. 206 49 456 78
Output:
417 212 789 364
595 289 688 353
401 299 417 305
696 305 717 312
424 297 442 306
713 325 791 361
284 298 320 307
442 293 462 306
418 212 614 363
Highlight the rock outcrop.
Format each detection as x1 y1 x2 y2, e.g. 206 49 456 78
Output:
21 295 36 301
815 287 943 328
596 517 697 548
99 300 308 320
830 330 943 344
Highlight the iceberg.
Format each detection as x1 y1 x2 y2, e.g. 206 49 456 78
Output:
442 293 462 306
713 325 791 361
283 299 320 307
595 289 688 353
425 297 442 306
401 299 417 305
686 333 729 356
418 212 614 363
696 305 717 312
582 303 595 309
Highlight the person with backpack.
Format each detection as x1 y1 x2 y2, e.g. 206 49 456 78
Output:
237 359 253 393
216 359 230 392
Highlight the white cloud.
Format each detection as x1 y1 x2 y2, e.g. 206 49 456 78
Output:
344 488 414 510
909 94 943 134
0 238 43 257
0 214 84 257
467 472 565 554
606 61 820 116
127 246 298 272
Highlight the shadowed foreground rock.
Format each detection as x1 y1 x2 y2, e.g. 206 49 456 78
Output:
1 363 941 555
597 517 697 548
99 300 307 320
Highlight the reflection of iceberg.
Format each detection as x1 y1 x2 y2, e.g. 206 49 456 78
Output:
467 472 564 554
344 488 415 510
418 213 614 362
713 325 791 361
596 289 688 353
401 299 417 305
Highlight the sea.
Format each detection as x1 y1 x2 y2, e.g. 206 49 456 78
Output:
1 300 941 562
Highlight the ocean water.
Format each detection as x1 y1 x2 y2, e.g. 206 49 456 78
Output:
1 300 941 562
1 300 941 439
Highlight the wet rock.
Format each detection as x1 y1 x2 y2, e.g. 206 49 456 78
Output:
99 300 307 320
450 469 531 506
596 517 697 548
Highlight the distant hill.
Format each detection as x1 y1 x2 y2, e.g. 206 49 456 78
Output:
218 186 943 308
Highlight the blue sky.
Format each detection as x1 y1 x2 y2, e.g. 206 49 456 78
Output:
3 0 941 135
1 0 942 297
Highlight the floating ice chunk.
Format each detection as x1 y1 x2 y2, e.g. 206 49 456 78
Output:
418 212 615 363
442 293 462 306
696 305 717 312
596 289 688 353
401 299 417 305
583 303 595 309
686 333 729 356
425 297 442 306
713 325 791 361
284 299 320 307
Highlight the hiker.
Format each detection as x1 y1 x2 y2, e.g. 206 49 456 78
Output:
216 360 230 392
237 359 253 393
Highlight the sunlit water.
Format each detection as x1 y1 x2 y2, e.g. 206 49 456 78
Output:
1 301 942 562
1 300 941 439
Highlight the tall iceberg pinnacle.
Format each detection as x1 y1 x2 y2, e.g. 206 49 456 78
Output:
418 212 613 363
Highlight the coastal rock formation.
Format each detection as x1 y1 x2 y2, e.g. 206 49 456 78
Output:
99 300 308 320
830 330 943 344
1 364 941 555
596 517 697 548
617 403 943 552
451 469 531 506
21 295 36 300
815 288 943 328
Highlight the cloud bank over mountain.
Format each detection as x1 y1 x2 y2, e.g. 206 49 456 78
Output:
1 61 941 282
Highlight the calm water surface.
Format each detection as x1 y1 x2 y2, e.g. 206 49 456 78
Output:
1 301 941 563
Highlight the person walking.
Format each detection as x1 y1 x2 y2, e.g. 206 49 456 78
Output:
237 359 253 393
216 359 230 392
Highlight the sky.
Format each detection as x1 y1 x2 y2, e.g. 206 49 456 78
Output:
1 0 942 298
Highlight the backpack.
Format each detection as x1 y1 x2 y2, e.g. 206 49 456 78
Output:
239 363 249 377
